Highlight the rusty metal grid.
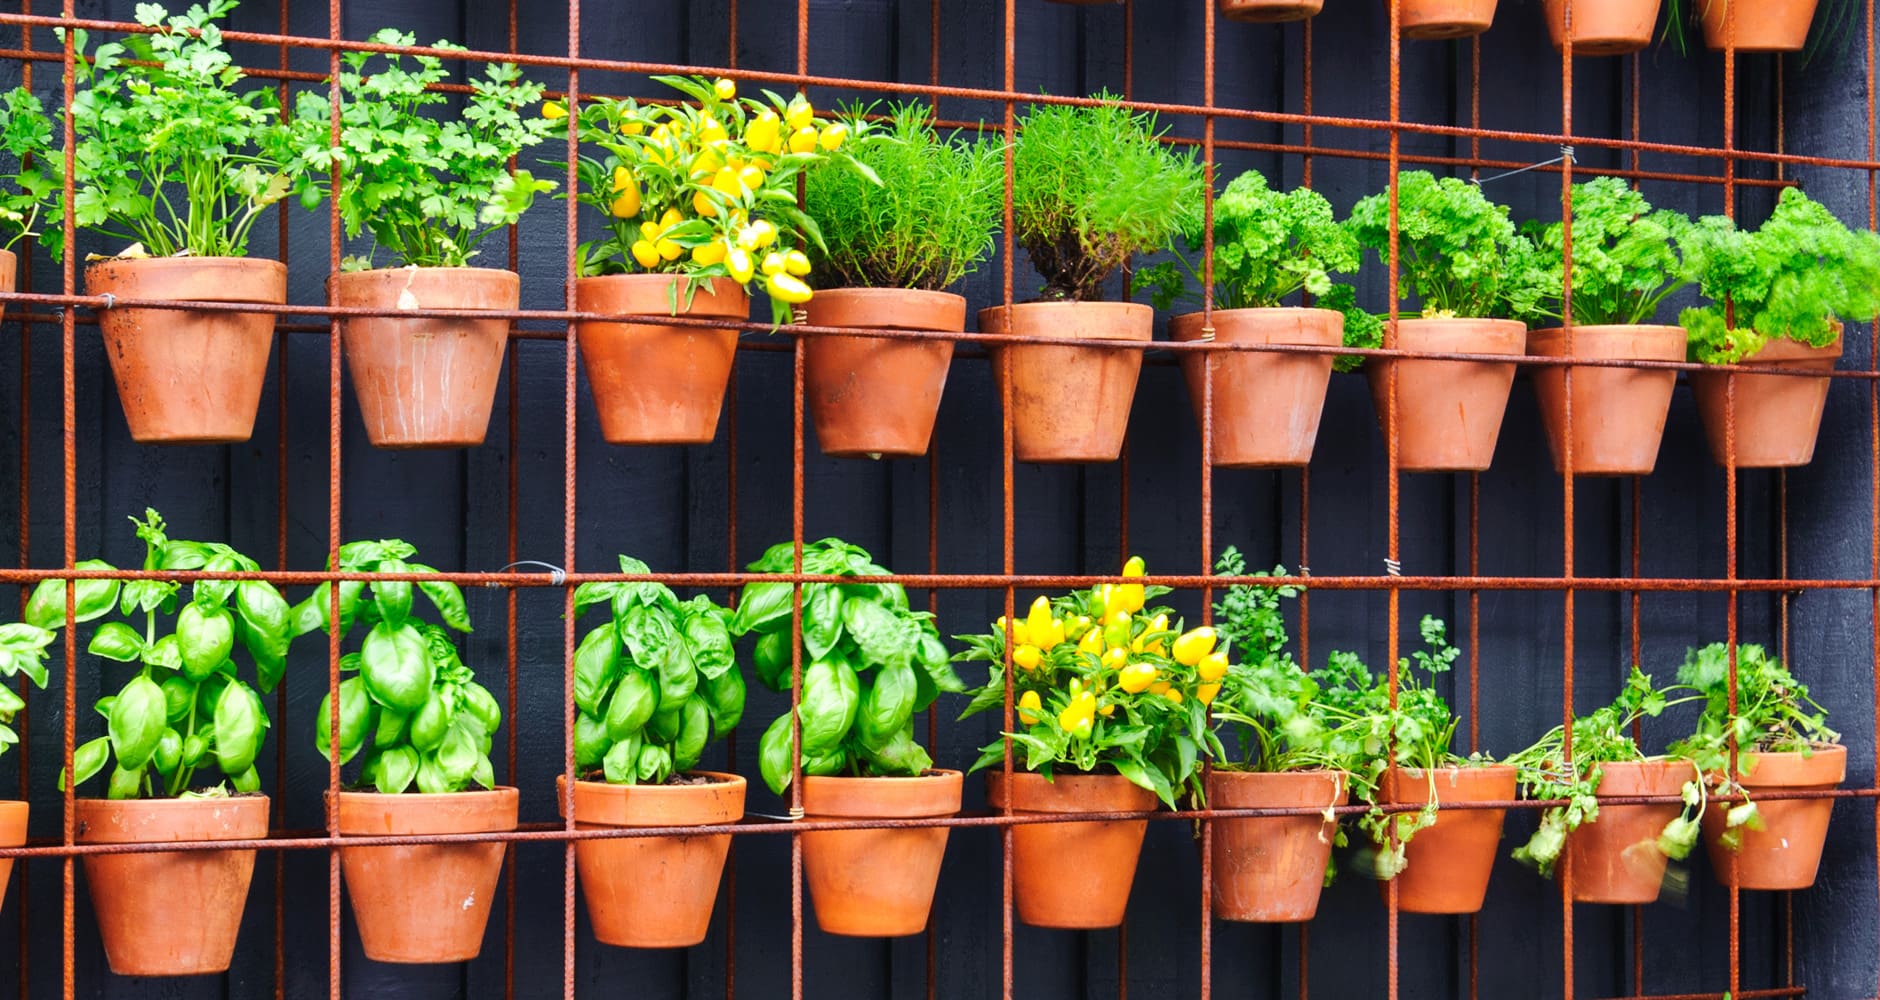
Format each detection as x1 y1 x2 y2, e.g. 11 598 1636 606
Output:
0 1 1866 999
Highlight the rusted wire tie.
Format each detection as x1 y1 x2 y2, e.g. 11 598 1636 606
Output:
1385 558 1402 577
1474 145 1575 186
491 561 566 586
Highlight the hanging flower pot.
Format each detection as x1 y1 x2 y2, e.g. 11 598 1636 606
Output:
1221 0 1324 21
77 794 269 976
1366 318 1525 473
1566 759 1694 903
575 275 750 446
1699 0 1820 52
801 288 962 459
1703 745 1845 890
559 772 745 948
1398 0 1500 38
1207 769 1347 922
1688 333 1840 468
1171 308 1342 469
980 302 1152 464
0 799 23 904
801 770 962 937
85 257 284 445
1543 0 1662 54
1378 765 1517 914
1527 324 1686 476
334 787 519 963
331 267 517 450
986 771 1154 929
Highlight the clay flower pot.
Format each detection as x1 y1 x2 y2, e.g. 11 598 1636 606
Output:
986 771 1155 929
0 800 24 903
1700 0 1820 52
334 787 520 963
1220 0 1324 21
1171 308 1342 468
980 302 1152 464
575 275 750 445
1543 0 1662 54
1567 759 1696 904
0 247 15 325
85 257 285 445
332 267 518 449
1366 318 1525 472
559 772 745 948
1702 745 1845 890
1207 769 1347 922
1688 333 1841 468
801 288 963 458
1398 0 1499 38
1378 765 1517 914
1527 324 1686 475
801 769 962 937
76 794 270 976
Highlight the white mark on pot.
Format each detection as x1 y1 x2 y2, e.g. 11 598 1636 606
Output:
461 890 477 910
1782 838 1791 849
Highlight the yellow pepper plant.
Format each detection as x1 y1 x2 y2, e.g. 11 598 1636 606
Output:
955 558 1218 808
557 75 875 325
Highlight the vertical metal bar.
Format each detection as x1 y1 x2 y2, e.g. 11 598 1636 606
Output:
723 12 742 1000
1383 0 1403 995
56 1 75 997
502 4 521 1000
1197 0 1217 994
272 2 291 997
324 2 344 999
790 7 811 1000
999 0 1018 995
561 3 583 999
925 8 944 999
1628 41 1646 1000
1465 33 1484 1000
1867 1 1880 998
13 5 31 998
1556 8 1578 997
1720 5 1742 996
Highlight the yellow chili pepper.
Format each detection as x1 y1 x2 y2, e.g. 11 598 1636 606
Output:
656 238 684 261
818 122 849 150
1148 680 1171 696
1132 613 1169 654
693 190 719 218
1025 596 1054 641
765 272 813 304
745 110 781 155
1101 648 1128 672
1012 644 1042 672
738 165 766 191
691 241 727 267
1117 662 1157 694
690 147 723 179
1097 701 1115 717
1172 627 1217 667
620 120 645 136
1018 690 1043 725
785 98 816 131
1163 688 1184 705
1066 615 1093 641
761 251 788 277
1105 586 1132 619
698 116 729 146
788 126 819 154
713 77 737 100
712 166 743 197
660 207 684 229
1197 651 1229 682
726 247 755 284
784 249 812 276
542 101 567 120
639 220 662 241
1122 556 1146 577
1197 682 1221 706
1077 628 1104 657
630 239 660 269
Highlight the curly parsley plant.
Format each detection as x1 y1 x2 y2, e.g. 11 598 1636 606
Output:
1524 177 1695 327
1347 170 1545 320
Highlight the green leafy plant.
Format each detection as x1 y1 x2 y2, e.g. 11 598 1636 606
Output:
1011 96 1205 302
0 86 57 252
804 102 1004 291
1668 642 1840 850
1206 547 1339 774
567 556 744 786
1523 177 1695 327
284 28 557 270
1680 187 1880 364
28 510 294 799
59 0 299 259
732 539 961 795
1347 170 1545 320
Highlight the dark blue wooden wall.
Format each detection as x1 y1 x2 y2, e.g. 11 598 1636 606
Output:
1 0 1872 997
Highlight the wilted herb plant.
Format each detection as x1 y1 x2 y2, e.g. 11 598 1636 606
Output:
1347 170 1544 320
0 86 56 252
1524 177 1695 327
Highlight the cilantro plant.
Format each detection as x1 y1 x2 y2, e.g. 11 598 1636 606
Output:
1346 170 1545 320
284 29 557 270
1524 177 1695 327
1206 547 1343 775
804 102 1004 291
1011 97 1205 302
1680 187 1880 364
0 86 56 253
60 1 299 259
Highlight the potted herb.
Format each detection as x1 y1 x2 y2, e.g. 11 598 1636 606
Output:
0 85 54 323
286 30 555 449
1399 0 1499 39
30 511 290 975
736 538 966 937
1140 170 1366 468
800 103 1002 459
985 97 1203 463
1543 0 1664 55
564 556 744 948
567 76 859 445
1523 177 1693 476
1668 643 1844 890
1505 668 1703 904
292 539 512 964
1347 170 1543 472
64 0 299 444
0 587 57 905
1667 0 1823 51
1681 188 1880 467
1220 0 1323 22
956 558 1213 928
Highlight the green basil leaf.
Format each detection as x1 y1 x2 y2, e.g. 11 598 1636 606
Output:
757 712 794 796
802 585 844 661
87 621 145 663
435 720 478 789
360 622 432 713
673 696 711 772
409 686 452 752
856 660 916 751
25 560 121 629
683 611 735 680
108 675 166 770
798 658 859 754
602 736 640 785
861 728 931 777
59 736 111 791
701 664 745 734
372 558 413 629
176 603 235 681
841 596 917 669
375 745 419 794
142 633 182 671
573 624 621 717
729 582 793 637
605 667 659 741
574 712 610 769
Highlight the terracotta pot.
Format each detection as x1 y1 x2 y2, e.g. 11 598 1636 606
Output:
332 267 517 449
558 772 745 948
1171 308 1342 468
986 771 1155 928
1703 745 1845 890
1207 770 1347 922
574 275 750 445
801 288 962 458
0 800 24 905
801 770 962 937
1700 0 1820 51
1527 324 1686 475
1543 0 1662 54
1566 759 1696 903
1221 0 1324 21
1378 766 1516 914
76 794 269 976
1688 333 1841 468
335 788 519 963
0 248 15 326
1398 0 1499 38
86 257 284 444
1366 318 1525 472
980 302 1152 464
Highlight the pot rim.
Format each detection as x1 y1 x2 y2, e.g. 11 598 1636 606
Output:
556 771 748 828
329 264 522 279
801 768 965 819
75 793 272 844
84 255 287 272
